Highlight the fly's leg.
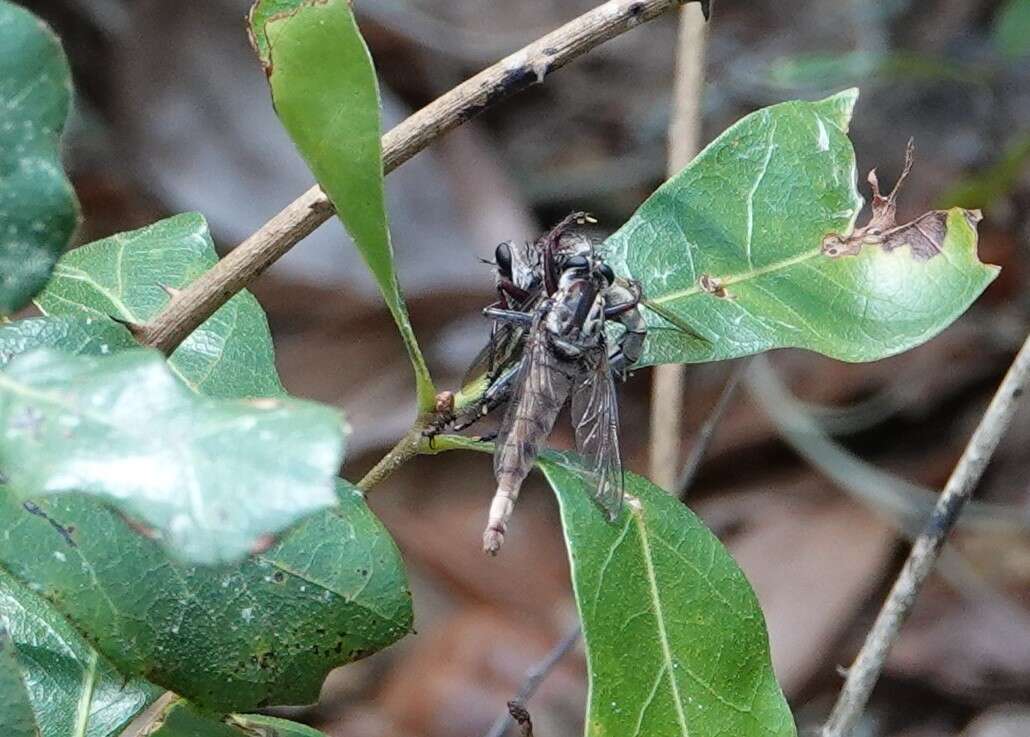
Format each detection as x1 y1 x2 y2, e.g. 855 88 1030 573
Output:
604 281 646 379
483 307 534 327
452 361 521 431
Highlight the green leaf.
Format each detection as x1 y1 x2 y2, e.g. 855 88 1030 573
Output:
0 628 39 737
0 480 413 713
0 1 79 315
0 348 346 564
0 569 160 737
994 0 1030 58
229 713 328 736
938 130 1030 210
146 701 239 737
250 0 436 410
147 700 328 737
762 51 982 91
36 213 284 399
606 90 998 365
539 454 795 737
0 315 136 370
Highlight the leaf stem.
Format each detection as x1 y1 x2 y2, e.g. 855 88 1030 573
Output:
356 426 424 492
138 0 699 358
820 330 1030 737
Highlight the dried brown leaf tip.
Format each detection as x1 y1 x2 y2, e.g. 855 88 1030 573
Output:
822 139 977 262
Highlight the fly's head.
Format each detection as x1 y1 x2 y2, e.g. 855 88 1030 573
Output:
493 240 540 295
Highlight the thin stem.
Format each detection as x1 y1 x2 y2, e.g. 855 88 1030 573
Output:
649 2 707 490
484 623 582 737
139 0 698 357
357 426 425 492
820 331 1030 737
675 358 747 499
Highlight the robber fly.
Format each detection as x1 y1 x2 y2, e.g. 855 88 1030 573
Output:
480 228 647 554
429 213 645 436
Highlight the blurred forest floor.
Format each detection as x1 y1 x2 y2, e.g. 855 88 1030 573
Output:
20 0 1030 735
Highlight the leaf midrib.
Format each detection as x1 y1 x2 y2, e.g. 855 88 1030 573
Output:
649 246 821 306
630 497 691 737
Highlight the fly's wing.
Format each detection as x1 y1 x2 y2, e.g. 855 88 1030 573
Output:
570 344 624 521
494 313 567 482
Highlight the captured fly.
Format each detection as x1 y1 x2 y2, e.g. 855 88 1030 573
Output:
428 214 708 553
429 213 645 436
481 231 646 554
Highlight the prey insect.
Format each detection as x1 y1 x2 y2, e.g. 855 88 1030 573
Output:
483 237 643 554
428 213 646 436
429 214 707 554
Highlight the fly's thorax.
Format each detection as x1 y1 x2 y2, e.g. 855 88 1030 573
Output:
544 277 606 358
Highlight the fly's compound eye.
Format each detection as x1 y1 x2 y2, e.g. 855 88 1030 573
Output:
494 241 513 277
599 263 615 285
563 254 589 271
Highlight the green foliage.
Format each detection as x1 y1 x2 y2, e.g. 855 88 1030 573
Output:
0 1 79 314
147 701 241 737
938 131 1030 210
763 51 983 91
37 213 284 399
0 348 346 564
0 2 1002 734
229 713 329 736
0 569 160 737
0 481 412 713
607 90 997 365
250 0 436 410
0 628 40 737
0 315 136 368
147 700 328 737
541 455 795 737
994 0 1030 59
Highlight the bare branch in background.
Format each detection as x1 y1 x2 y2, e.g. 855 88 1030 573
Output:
820 331 1030 737
139 0 700 356
676 358 748 499
650 2 708 489
484 623 581 737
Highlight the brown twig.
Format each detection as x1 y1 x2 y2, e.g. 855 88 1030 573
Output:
675 358 747 499
648 1 708 490
484 623 581 737
820 331 1030 737
139 0 700 356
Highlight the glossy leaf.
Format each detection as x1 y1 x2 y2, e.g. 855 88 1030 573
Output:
0 628 39 737
0 480 412 713
0 348 345 564
605 90 998 365
0 1 79 314
147 700 328 737
147 701 239 737
250 0 436 410
0 315 135 369
0 570 160 737
36 213 284 399
540 454 795 737
229 713 328 736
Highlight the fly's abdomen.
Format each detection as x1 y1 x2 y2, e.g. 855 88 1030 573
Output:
485 346 574 554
